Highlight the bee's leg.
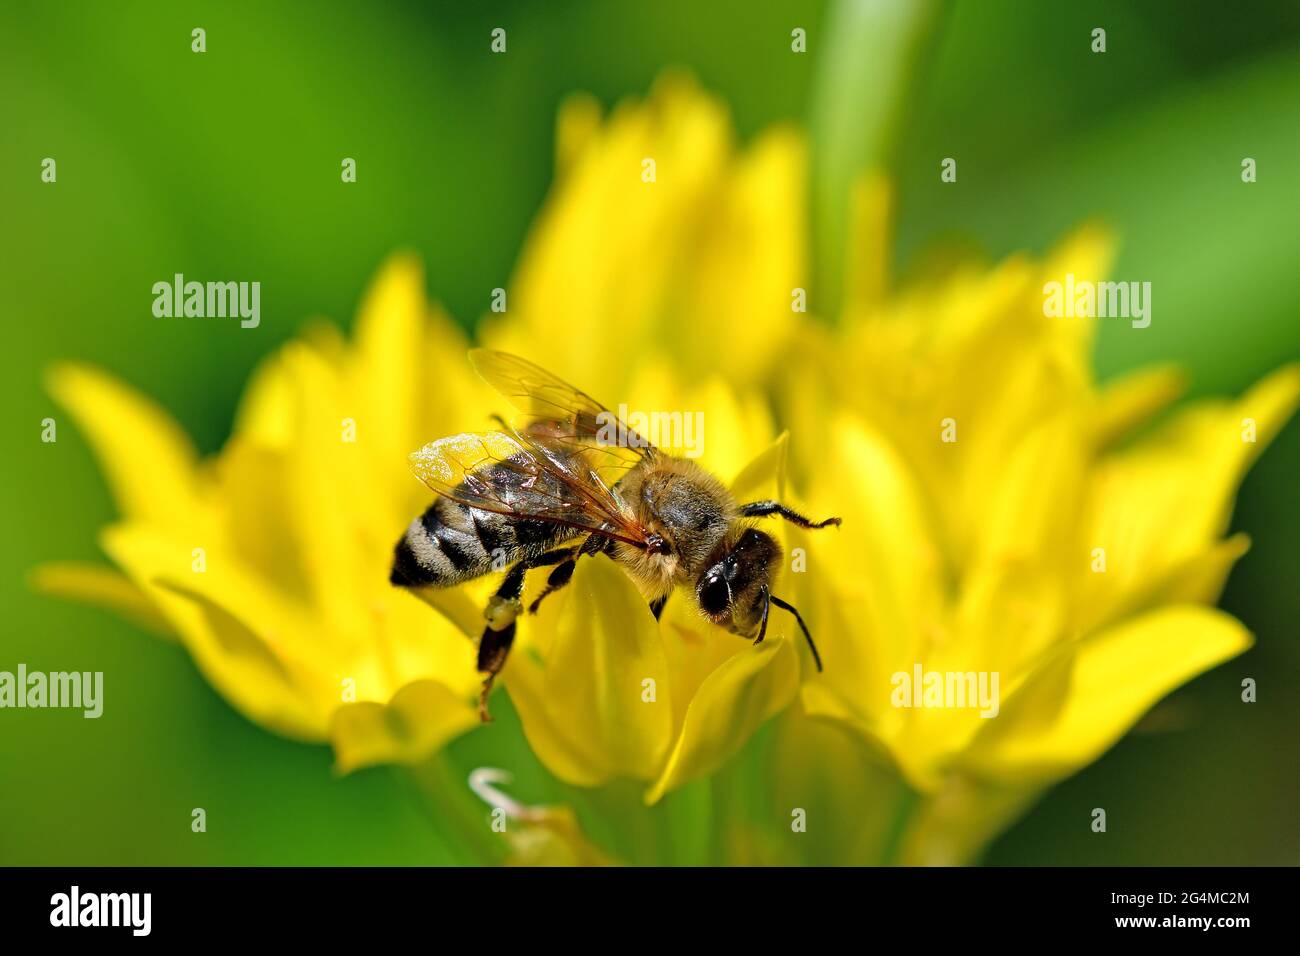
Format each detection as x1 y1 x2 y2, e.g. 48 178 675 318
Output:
475 627 514 722
528 546 581 569
753 586 771 646
526 562 576 615
526 534 606 615
476 547 579 720
476 560 529 722
482 560 526 632
649 594 669 620
738 500 842 529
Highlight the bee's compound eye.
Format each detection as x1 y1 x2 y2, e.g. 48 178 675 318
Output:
697 572 730 617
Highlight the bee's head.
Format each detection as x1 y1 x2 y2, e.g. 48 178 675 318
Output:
695 527 781 636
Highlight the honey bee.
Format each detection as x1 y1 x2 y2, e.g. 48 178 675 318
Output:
390 350 840 720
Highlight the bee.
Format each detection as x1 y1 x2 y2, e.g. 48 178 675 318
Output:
390 350 841 720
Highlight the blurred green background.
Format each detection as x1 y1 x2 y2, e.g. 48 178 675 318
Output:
2 0 1297 864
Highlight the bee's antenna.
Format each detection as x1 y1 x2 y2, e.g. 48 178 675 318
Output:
770 594 822 672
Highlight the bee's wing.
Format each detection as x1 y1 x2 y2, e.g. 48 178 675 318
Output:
468 349 656 478
408 431 652 548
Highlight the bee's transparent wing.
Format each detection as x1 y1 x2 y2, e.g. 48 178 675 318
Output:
408 431 651 548
468 349 656 485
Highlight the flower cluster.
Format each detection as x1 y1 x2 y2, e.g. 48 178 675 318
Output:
37 74 1297 862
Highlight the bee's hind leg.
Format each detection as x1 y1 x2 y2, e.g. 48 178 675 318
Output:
476 546 579 721
475 628 514 723
476 561 527 722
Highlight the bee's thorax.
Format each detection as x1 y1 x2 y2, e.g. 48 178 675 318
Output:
608 456 737 597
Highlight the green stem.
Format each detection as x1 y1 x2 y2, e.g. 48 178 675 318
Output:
400 753 509 866
809 0 945 317
877 782 921 866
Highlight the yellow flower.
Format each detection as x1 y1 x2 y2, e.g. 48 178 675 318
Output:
33 76 819 800
482 71 807 398
771 185 1300 862
34 258 495 772
425 73 820 800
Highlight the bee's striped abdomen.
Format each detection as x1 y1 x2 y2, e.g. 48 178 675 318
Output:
389 494 571 589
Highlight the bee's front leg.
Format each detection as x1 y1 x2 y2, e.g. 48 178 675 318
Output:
738 500 842 529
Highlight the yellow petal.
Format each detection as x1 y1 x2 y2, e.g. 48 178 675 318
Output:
829 235 1106 568
798 682 901 772
493 72 738 398
1092 364 1187 449
1083 534 1251 632
215 439 316 604
329 679 479 774
1239 362 1300 452
104 523 328 740
277 343 374 640
1080 364 1300 628
405 584 485 643
46 362 199 525
419 305 500 444
962 605 1252 783
645 635 798 804
1158 533 1251 606
28 562 174 639
796 415 944 736
890 559 1067 791
911 409 1086 767
503 657 612 788
677 126 806 381
351 253 425 473
974 407 1085 575
728 431 789 503
154 582 327 741
1036 222 1115 374
233 349 296 447
507 557 673 786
